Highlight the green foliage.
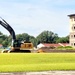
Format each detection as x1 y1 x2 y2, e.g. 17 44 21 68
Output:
36 30 59 44
29 36 37 47
16 33 36 47
0 31 69 47
64 46 73 48
56 35 69 43
2 40 8 47
0 53 75 72
56 46 74 50
0 33 9 47
16 33 30 42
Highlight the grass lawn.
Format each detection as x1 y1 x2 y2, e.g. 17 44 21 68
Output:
0 53 75 72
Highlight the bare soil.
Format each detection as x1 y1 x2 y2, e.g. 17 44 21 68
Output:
37 47 75 53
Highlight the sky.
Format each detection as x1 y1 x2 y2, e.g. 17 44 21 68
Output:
0 0 75 37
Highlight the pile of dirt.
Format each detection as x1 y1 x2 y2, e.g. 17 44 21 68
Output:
37 47 75 53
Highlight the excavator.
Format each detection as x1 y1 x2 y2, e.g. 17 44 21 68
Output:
0 18 34 53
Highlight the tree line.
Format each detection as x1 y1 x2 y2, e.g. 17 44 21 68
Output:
0 31 69 47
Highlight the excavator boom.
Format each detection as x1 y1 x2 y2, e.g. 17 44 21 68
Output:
0 18 34 53
0 18 16 46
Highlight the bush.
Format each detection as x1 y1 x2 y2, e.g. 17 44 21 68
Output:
64 46 73 48
57 46 64 48
56 46 74 50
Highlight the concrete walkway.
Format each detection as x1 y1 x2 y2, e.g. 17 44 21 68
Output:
0 71 75 75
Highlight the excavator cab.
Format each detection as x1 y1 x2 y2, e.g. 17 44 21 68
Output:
13 40 21 47
11 40 21 51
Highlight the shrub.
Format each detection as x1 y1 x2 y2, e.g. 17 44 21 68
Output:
56 46 74 50
64 46 73 48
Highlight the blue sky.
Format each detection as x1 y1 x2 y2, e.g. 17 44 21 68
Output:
0 0 75 37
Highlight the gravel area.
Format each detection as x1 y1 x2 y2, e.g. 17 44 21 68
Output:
0 71 75 75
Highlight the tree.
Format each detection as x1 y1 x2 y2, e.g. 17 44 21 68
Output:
16 33 30 42
2 40 8 47
56 35 69 43
36 30 59 44
29 36 37 47
16 33 37 47
0 34 9 47
0 31 69 48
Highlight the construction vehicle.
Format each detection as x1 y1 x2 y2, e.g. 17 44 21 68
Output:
0 18 34 53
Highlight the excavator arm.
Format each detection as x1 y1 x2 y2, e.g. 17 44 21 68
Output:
0 18 16 46
0 18 33 53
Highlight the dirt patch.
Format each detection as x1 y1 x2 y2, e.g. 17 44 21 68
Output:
0 71 75 75
37 47 75 53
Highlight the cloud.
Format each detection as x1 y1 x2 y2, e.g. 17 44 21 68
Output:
0 0 74 37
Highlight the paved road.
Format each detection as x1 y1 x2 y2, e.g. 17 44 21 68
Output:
0 71 75 75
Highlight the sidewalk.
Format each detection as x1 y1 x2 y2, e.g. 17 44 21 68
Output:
0 71 75 75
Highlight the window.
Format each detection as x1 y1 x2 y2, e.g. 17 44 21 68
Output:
74 17 75 21
74 25 75 29
74 26 75 29
74 35 75 38
72 24 75 31
71 43 73 46
71 18 73 22
71 35 73 38
74 43 75 46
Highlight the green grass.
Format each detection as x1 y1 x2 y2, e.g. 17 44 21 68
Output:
55 46 75 50
0 53 75 72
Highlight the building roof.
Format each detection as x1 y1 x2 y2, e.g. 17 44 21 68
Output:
59 43 69 46
0 44 3 46
68 14 75 17
42 43 60 47
41 43 69 47
37 43 69 49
